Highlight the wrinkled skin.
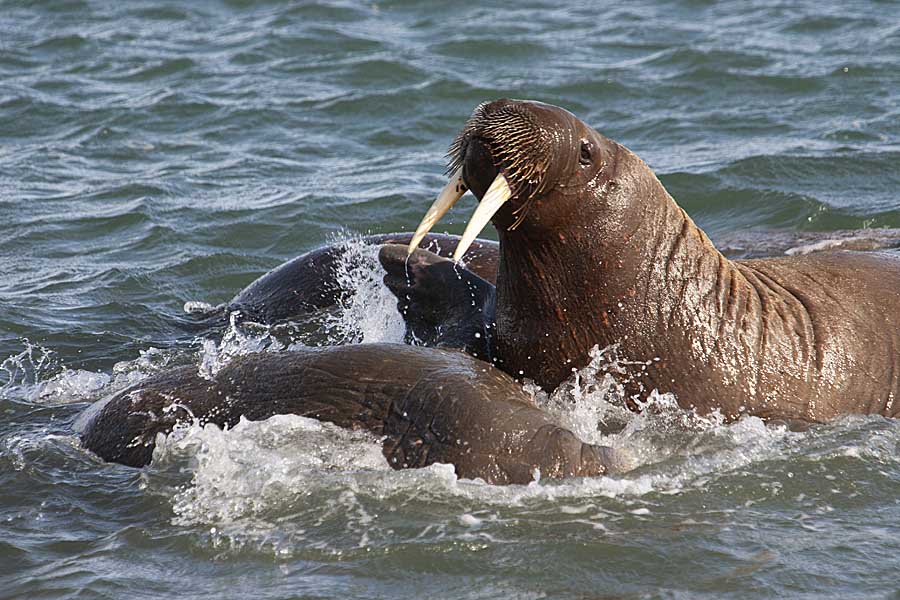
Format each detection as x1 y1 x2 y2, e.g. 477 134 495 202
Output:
77 344 623 485
448 98 900 422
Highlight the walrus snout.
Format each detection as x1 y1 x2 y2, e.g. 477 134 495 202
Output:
451 98 570 200
460 136 498 201
409 99 587 262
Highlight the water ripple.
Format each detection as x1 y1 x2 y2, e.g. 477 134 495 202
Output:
3 0 900 597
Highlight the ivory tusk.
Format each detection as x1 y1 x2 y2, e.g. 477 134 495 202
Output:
407 166 468 255
452 173 512 263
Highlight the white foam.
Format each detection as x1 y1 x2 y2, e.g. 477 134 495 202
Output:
785 238 849 255
196 311 284 379
321 238 406 345
183 300 218 315
459 513 482 527
145 414 391 550
33 369 111 403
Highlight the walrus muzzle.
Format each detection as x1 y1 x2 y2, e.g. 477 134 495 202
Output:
410 99 582 261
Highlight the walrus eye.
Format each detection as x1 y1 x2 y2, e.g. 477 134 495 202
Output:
579 139 593 166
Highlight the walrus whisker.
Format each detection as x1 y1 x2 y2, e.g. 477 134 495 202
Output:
408 166 468 255
444 101 551 209
508 196 535 231
453 173 512 262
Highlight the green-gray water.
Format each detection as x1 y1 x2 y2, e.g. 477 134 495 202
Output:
2 1 900 598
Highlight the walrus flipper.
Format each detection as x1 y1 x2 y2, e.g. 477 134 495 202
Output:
77 345 617 484
379 244 496 360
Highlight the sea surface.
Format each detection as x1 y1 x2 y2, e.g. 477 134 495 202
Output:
2 1 900 598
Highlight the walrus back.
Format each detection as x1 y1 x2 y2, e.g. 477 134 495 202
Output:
77 344 616 484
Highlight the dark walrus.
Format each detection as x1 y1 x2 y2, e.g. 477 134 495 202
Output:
228 232 498 324
77 343 623 485
406 98 900 424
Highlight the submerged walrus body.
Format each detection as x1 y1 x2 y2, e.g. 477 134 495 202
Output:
78 344 621 485
405 98 900 423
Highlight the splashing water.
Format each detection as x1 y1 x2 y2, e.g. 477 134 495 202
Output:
196 311 285 379
126 334 833 560
150 415 391 549
321 237 407 345
1 341 62 400
517 344 812 493
191 237 407 379
4 258 831 526
0 341 111 404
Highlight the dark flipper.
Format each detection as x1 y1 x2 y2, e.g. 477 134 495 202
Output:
77 344 619 485
379 244 496 360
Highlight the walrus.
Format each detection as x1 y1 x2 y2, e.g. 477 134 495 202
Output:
227 232 498 324
76 343 623 485
215 232 497 355
405 98 900 423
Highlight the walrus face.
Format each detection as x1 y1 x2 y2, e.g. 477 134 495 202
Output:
409 99 612 261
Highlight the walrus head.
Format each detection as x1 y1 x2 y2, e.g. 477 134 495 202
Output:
409 99 677 392
409 99 618 261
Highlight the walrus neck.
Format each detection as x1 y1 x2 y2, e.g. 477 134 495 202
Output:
493 153 732 393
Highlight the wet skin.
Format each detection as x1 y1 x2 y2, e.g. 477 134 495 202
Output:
221 220 900 375
77 344 622 485
379 243 495 360
228 232 498 323
433 99 900 422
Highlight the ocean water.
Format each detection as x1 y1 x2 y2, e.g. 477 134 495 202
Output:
2 1 900 598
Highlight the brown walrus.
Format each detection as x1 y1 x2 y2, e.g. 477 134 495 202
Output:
407 98 900 423
77 343 623 485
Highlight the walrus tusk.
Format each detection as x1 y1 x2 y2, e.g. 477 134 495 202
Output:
453 173 512 263
408 167 468 255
